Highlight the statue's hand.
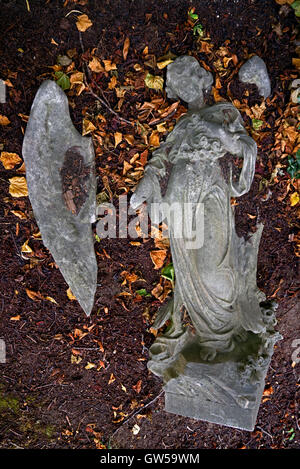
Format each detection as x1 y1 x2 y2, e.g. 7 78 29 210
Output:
130 175 154 210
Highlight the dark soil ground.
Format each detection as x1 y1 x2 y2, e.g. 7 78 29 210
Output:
0 0 299 449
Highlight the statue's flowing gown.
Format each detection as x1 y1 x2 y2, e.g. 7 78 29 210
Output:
145 103 266 353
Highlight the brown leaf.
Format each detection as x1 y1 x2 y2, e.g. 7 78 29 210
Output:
76 14 93 32
132 379 142 393
123 37 130 61
0 152 22 169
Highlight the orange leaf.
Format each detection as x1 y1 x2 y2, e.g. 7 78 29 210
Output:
88 57 104 73
114 132 123 147
108 373 115 384
67 288 76 300
133 379 142 393
103 60 117 72
263 386 274 396
149 130 160 147
150 250 166 269
76 14 93 32
0 152 22 170
0 115 10 125
26 289 44 301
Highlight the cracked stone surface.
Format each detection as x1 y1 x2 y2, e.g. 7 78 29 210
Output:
22 80 97 316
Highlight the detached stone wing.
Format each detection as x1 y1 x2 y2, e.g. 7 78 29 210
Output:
22 80 97 316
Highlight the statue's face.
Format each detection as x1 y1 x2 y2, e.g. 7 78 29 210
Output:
167 72 203 103
166 57 211 104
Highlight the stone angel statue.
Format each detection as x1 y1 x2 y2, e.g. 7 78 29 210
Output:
130 56 279 430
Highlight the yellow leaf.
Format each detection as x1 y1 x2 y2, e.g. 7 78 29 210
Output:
67 288 76 300
21 240 33 253
45 296 58 305
71 354 82 364
9 177 28 197
82 118 96 136
0 115 10 125
114 132 123 147
76 14 93 32
88 57 104 73
157 59 173 69
124 134 134 145
108 373 115 384
123 37 130 61
0 152 22 169
123 160 133 175
121 383 127 392
103 60 117 72
11 210 27 219
156 122 167 133
290 192 299 207
144 73 164 91
85 362 96 370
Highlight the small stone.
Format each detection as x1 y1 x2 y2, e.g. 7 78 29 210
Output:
238 55 271 98
57 55 72 67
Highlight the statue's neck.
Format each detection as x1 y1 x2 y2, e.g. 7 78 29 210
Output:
188 96 205 112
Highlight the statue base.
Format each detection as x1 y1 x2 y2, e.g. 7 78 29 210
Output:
148 306 280 431
163 361 268 431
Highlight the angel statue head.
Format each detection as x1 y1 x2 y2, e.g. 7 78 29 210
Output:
165 55 213 108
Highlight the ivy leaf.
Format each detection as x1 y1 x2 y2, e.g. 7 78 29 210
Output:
252 118 263 130
193 23 204 36
287 150 300 179
161 263 175 284
54 71 70 91
136 288 151 297
188 11 199 20
291 0 300 17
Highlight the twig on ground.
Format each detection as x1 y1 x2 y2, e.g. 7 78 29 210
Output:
78 31 133 127
108 390 164 445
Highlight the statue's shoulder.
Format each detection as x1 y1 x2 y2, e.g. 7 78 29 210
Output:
199 102 242 125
